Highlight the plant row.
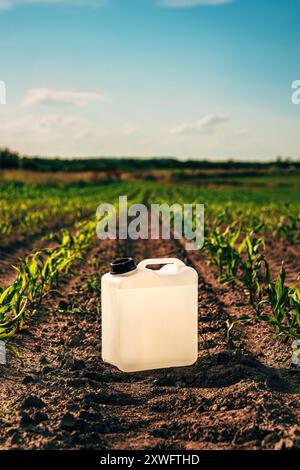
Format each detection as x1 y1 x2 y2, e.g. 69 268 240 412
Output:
203 221 300 342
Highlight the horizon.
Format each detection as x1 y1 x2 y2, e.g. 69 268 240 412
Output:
3 148 300 164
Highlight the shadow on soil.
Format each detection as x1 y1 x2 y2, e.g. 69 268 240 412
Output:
83 350 300 395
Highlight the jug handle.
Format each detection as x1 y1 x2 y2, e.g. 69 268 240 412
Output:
137 258 185 270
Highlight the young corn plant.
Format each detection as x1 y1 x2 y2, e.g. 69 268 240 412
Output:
289 287 300 334
267 267 300 339
204 223 241 284
0 281 27 340
16 253 45 308
273 212 300 245
238 233 271 315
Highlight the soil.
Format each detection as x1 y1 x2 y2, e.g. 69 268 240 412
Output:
0 234 299 450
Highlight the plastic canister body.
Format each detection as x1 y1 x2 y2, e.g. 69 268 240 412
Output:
101 258 198 372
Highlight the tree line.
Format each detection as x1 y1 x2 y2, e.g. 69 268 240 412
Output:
0 147 299 173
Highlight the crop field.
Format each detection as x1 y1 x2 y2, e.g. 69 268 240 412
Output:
0 173 299 450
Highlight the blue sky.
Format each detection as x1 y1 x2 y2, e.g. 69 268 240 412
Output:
0 0 299 159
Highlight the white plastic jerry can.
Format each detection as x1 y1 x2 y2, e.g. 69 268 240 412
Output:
101 257 198 372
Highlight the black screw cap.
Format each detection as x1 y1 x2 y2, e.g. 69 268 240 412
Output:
110 257 137 275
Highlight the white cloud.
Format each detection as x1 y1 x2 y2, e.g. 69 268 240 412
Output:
22 88 105 107
0 0 105 11
171 113 229 134
0 113 146 156
2 113 92 134
160 0 234 8
0 113 99 154
123 122 139 136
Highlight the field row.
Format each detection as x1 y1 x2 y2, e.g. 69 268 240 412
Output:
1 182 299 247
